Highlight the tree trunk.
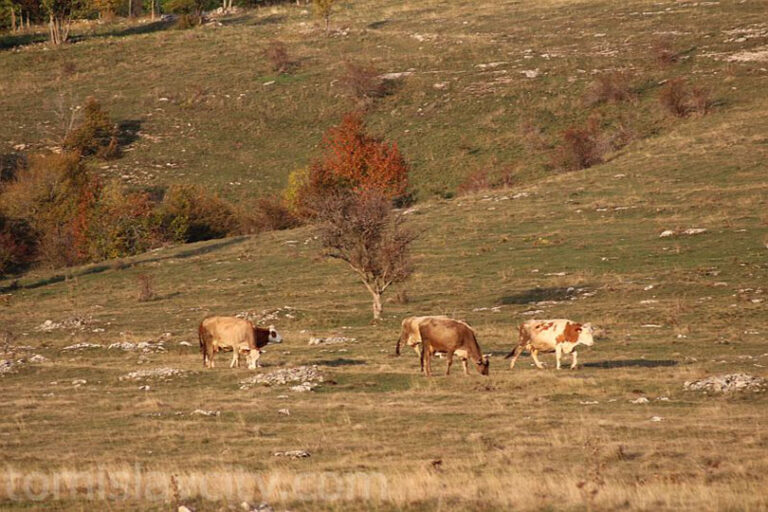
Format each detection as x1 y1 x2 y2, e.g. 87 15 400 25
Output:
11 8 16 32
128 0 133 18
371 291 382 321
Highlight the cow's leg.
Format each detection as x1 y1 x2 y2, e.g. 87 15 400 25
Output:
508 345 523 369
570 350 578 370
230 349 239 368
414 344 424 373
424 347 432 377
205 344 216 368
555 344 563 370
531 349 545 369
445 351 454 375
462 357 469 375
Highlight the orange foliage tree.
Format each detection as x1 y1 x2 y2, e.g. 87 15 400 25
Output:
305 112 409 207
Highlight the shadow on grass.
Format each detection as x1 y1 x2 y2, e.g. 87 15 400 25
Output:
584 359 678 369
0 31 47 51
99 18 175 39
314 358 367 367
0 236 248 293
500 286 581 304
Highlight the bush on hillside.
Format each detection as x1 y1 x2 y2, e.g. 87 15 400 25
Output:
63 97 119 159
659 78 712 118
239 194 301 234
338 61 387 103
264 41 296 74
457 167 516 196
0 215 36 277
584 71 636 106
300 112 409 215
551 116 608 171
161 184 239 242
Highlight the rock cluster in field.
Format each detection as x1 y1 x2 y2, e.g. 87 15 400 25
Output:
239 365 323 391
236 306 298 324
0 359 15 375
61 342 103 351
273 450 310 459
684 373 766 393
119 367 187 381
108 341 166 353
307 336 356 346
36 316 92 332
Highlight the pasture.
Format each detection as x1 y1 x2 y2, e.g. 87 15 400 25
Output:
1 0 768 510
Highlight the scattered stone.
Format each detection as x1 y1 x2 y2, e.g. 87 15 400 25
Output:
273 450 310 459
191 409 220 417
139 385 150 391
580 400 599 405
521 69 540 78
684 373 766 394
656 396 670 401
659 230 676 238
631 397 649 404
650 416 664 422
290 382 318 392
683 228 707 235
641 324 662 328
380 71 414 80
61 343 103 351
278 408 290 415
28 354 47 363
307 336 356 346
240 366 323 390
119 368 186 382
72 379 87 387
178 506 193 512
179 341 193 347
0 359 15 375
37 316 92 332
108 341 166 353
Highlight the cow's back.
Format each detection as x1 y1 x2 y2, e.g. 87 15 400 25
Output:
201 316 254 349
420 318 471 351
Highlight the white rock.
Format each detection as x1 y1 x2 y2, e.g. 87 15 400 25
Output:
191 409 220 417
683 228 707 235
650 416 664 422
278 408 290 415
659 230 676 238
631 397 649 404
521 69 540 78
273 450 310 459
29 354 47 363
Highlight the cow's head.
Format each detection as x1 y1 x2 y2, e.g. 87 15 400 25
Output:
476 355 490 376
245 348 261 369
268 325 282 344
577 323 595 346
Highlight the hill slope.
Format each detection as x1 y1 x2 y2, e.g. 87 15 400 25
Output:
1 1 768 510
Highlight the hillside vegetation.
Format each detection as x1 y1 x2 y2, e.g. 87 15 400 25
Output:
1 0 768 511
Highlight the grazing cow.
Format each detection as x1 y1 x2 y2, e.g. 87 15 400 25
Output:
395 315 449 371
198 316 282 369
418 317 489 377
505 319 594 370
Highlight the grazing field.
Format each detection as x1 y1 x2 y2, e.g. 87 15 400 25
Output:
2 0 768 510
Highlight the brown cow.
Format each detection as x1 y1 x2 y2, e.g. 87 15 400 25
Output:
198 316 282 369
418 317 489 377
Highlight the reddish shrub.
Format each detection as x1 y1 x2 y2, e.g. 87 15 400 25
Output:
552 117 607 171
303 112 408 212
457 167 516 196
652 38 680 67
659 78 712 118
264 41 295 74
240 195 301 233
584 71 635 106
338 61 387 102
63 97 119 159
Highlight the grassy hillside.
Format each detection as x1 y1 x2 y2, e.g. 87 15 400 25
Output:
2 0 767 199
1 0 768 510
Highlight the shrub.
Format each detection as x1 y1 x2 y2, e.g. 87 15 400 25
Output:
0 216 36 277
338 61 387 102
457 167 516 196
584 71 635 106
87 181 167 260
552 116 607 171
62 97 119 159
251 195 301 232
161 184 238 242
264 41 295 74
136 273 156 302
652 37 680 67
303 112 409 211
659 78 712 118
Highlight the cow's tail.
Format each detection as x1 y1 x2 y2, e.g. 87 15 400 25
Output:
504 323 526 358
395 336 402 356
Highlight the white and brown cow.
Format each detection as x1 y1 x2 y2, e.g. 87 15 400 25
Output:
505 319 594 370
198 316 282 369
418 317 489 377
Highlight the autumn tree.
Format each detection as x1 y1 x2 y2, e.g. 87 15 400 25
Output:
301 112 409 213
314 190 417 321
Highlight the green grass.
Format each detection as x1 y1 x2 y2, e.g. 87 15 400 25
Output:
2 0 768 510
